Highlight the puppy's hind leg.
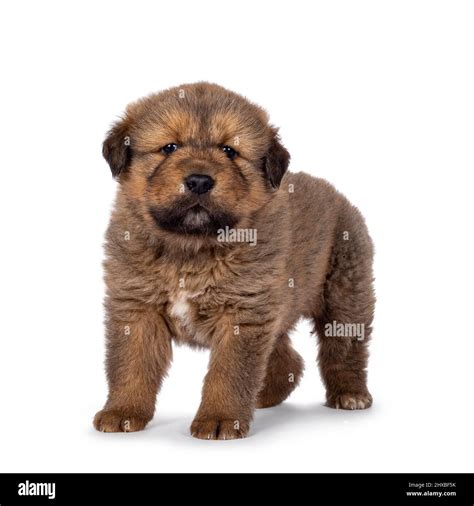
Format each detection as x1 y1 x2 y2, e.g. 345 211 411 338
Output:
314 217 375 410
256 335 304 409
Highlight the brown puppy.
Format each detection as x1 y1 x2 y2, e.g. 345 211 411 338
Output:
93 82 375 439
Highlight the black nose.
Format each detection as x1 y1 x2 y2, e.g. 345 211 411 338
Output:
185 174 215 195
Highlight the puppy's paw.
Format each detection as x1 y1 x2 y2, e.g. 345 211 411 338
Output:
326 392 373 410
93 408 151 433
190 417 249 440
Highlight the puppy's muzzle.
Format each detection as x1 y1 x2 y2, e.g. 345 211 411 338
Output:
185 174 215 195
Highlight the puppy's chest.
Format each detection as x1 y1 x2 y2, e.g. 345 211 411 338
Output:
159 255 245 345
167 288 217 346
168 289 201 332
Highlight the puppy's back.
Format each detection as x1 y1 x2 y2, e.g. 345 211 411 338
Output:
282 172 372 316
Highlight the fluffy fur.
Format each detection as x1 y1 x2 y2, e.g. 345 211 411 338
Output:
93 82 375 439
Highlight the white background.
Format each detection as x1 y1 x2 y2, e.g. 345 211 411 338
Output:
0 0 473 473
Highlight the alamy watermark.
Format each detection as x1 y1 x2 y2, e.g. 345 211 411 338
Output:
18 481 56 500
217 226 257 246
325 320 365 341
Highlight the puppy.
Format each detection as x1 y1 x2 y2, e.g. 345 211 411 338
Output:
93 82 375 439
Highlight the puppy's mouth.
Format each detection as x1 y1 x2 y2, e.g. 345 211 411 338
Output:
182 204 211 228
149 199 238 237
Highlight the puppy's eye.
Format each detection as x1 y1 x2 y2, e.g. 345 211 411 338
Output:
222 145 238 160
161 143 178 154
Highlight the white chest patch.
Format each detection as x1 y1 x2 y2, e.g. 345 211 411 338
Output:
169 291 192 323
169 291 206 344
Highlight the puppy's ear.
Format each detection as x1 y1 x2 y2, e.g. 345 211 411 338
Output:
102 118 132 178
262 131 290 188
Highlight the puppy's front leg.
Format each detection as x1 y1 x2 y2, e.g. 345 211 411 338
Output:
191 315 276 440
94 308 172 433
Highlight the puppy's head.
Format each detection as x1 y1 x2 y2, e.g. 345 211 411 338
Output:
103 83 289 244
